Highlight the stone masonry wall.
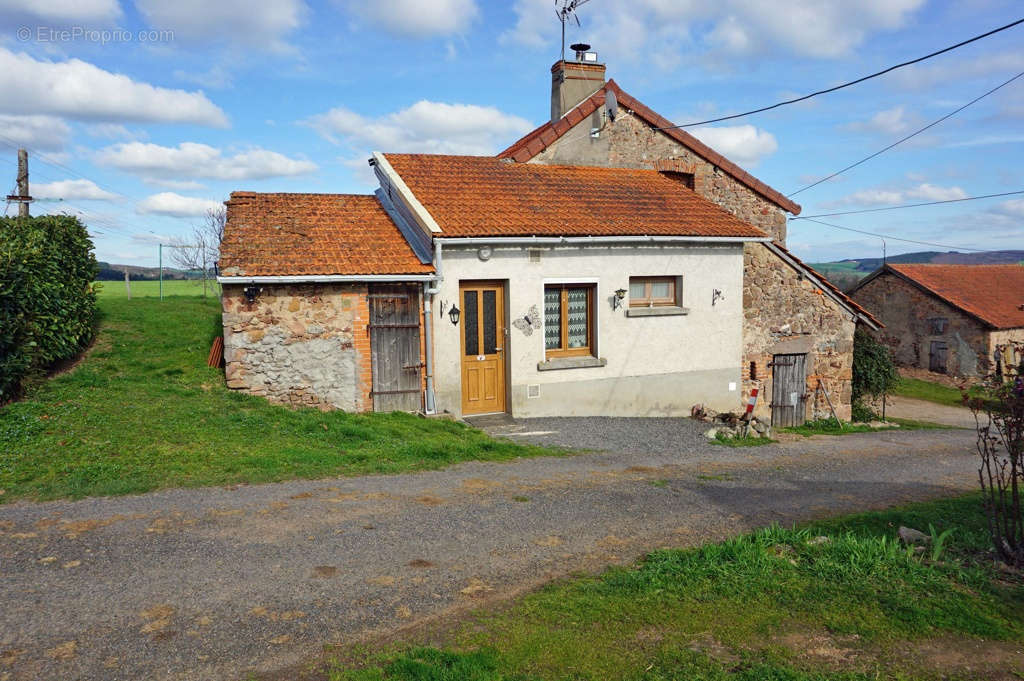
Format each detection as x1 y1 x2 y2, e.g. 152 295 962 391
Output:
532 111 789 242
851 274 991 378
221 283 372 411
743 244 857 421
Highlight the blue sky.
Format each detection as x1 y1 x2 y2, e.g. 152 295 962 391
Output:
0 0 1021 265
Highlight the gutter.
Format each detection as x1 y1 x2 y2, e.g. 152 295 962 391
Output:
421 241 442 414
216 274 437 284
434 235 771 246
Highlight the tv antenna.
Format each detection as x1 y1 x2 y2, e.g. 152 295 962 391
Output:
555 0 591 62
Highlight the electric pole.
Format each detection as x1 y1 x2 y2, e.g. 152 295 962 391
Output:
6 149 32 217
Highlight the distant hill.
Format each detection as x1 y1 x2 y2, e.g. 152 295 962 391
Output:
810 250 1024 292
96 261 198 281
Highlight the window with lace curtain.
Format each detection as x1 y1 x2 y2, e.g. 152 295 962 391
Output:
543 284 594 358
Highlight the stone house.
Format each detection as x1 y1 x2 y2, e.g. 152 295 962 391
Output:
495 57 879 423
218 53 879 424
850 264 1024 377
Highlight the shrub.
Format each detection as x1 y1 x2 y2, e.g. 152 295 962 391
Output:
0 214 97 401
852 327 899 419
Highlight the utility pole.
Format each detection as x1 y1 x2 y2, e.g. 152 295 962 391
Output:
159 243 163 301
6 149 32 217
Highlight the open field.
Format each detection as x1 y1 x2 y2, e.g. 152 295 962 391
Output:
891 377 971 409
94 278 220 298
0 290 559 503
316 494 1024 681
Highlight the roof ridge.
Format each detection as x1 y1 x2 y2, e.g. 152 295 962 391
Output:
497 79 801 216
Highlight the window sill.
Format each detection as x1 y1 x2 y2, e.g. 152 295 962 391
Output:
537 356 608 371
626 306 690 317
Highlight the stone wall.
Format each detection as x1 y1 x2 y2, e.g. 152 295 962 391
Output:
743 244 857 421
531 111 789 242
851 273 992 378
990 329 1024 375
221 283 372 411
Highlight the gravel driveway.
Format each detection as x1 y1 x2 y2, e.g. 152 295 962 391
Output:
0 419 978 681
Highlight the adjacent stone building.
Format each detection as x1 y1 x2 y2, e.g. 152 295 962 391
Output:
851 264 1024 377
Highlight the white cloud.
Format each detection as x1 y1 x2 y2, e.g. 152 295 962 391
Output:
33 179 118 201
135 0 306 51
83 123 144 140
304 100 534 156
342 0 478 38
173 65 233 90
0 49 228 127
502 0 923 65
0 0 122 27
992 198 1024 219
688 124 778 167
95 142 317 181
0 114 70 151
829 183 968 207
845 106 913 135
892 50 1024 91
136 192 222 217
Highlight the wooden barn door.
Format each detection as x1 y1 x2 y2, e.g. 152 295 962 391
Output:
368 285 422 412
771 353 807 428
929 341 948 374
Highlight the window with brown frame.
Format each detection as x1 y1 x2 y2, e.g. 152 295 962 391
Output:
629 276 680 307
543 284 595 357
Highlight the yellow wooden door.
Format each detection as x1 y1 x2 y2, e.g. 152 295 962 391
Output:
460 282 506 415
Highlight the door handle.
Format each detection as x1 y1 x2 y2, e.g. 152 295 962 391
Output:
495 347 502 351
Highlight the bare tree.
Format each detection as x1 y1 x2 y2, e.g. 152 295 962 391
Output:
166 207 225 298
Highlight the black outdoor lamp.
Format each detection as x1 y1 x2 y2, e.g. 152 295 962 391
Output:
448 304 461 325
243 284 262 304
613 287 627 310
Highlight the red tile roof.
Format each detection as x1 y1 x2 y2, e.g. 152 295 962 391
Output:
884 264 1024 329
766 241 882 328
382 154 769 239
219 192 433 277
498 80 802 216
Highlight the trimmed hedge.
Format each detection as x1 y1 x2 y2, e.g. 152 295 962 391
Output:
1 215 98 402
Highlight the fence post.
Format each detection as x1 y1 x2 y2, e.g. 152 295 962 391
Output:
159 243 163 301
124 269 131 299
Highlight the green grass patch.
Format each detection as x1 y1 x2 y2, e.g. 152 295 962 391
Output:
783 417 955 438
890 377 970 409
710 431 775 447
0 292 563 502
324 494 1024 681
95 278 220 298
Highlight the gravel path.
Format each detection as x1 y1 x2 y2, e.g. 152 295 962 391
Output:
886 396 977 429
0 419 978 681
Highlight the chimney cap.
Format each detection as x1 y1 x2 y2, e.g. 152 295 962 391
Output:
570 42 590 52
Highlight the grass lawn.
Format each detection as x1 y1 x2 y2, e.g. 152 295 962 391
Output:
783 417 956 438
95 278 220 298
0 289 560 503
890 377 969 409
315 494 1024 681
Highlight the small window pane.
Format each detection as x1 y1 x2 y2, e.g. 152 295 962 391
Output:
566 287 589 348
544 288 561 350
651 281 671 299
482 290 497 354
463 290 478 356
629 281 645 299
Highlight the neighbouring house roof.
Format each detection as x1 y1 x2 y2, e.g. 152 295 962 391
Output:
497 80 802 216
764 241 882 329
855 263 1024 330
219 192 434 277
381 154 769 239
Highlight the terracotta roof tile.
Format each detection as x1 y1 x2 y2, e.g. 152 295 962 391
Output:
383 154 768 239
498 79 801 215
885 264 1024 329
219 193 433 277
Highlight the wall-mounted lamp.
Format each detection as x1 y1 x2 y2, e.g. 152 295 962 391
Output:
448 304 461 325
243 284 262 304
613 288 627 310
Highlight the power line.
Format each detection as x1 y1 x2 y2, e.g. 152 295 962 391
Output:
792 189 1024 219
799 217 996 252
789 71 1024 196
658 17 1024 130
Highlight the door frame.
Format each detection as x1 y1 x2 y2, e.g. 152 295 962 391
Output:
458 280 510 415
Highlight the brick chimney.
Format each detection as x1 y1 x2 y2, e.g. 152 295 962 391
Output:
550 53 605 123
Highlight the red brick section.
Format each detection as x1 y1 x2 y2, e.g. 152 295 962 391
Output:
498 79 802 216
383 154 768 239
220 193 434 277
885 264 1024 329
769 241 882 328
351 285 373 411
